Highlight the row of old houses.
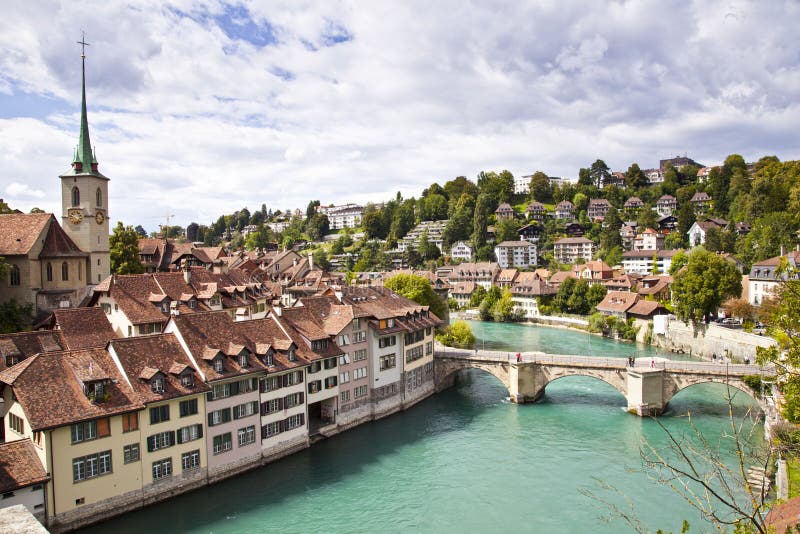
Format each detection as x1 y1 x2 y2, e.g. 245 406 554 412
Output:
0 286 441 531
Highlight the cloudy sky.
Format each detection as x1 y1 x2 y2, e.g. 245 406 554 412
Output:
1 1 799 231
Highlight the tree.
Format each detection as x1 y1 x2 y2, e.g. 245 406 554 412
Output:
186 222 199 242
572 192 589 213
472 194 490 250
419 193 448 221
600 207 623 253
0 299 33 334
528 171 552 203
134 225 147 238
624 163 647 189
586 284 607 310
305 213 330 242
110 222 145 275
312 249 330 271
491 288 518 322
703 226 736 253
245 223 274 250
676 202 695 248
636 208 659 231
442 193 474 248
383 273 447 319
435 320 476 348
671 249 742 323
664 232 684 250
444 176 479 201
577 167 593 186
668 250 688 275
589 159 611 188
722 298 755 322
469 286 487 308
479 286 502 320
494 217 520 243
602 246 623 268
306 200 320 219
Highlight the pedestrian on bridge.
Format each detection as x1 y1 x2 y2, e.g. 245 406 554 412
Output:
516 352 522 363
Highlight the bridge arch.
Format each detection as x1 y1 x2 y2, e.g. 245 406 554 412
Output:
664 375 761 410
434 358 511 394
540 368 629 401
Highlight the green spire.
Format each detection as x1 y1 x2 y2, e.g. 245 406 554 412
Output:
75 49 94 171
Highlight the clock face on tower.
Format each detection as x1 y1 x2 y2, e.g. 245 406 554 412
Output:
95 211 105 225
68 209 83 225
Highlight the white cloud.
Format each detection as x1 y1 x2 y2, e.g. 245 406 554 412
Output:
5 182 45 199
0 1 798 231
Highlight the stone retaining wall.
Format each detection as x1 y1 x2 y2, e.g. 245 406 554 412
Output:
652 318 776 361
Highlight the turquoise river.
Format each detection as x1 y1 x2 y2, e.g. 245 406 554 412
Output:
81 321 763 533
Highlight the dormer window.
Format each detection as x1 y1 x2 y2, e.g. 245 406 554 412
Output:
85 380 108 403
151 376 165 393
264 350 274 366
288 348 296 362
161 300 170 313
213 358 224 373
180 371 194 387
387 318 395 327
188 299 197 309
239 353 249 368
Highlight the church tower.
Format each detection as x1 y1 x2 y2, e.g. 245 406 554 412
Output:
60 35 110 284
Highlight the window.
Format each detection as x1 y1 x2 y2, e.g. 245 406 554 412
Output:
123 444 140 464
282 370 302 387
233 401 258 419
353 349 367 362
387 318 395 327
147 431 175 452
9 265 19 286
239 353 249 368
354 385 368 398
340 390 350 403
180 372 194 388
177 424 203 444
262 421 282 439
261 376 282 392
324 358 337 370
285 414 305 430
287 348 296 361
96 187 102 207
72 450 112 482
101 303 111 314
179 398 198 417
182 450 200 471
352 318 361 330
261 398 283 415
352 331 367 343
379 354 396 371
426 327 432 336
213 358 224 373
122 412 138 432
353 367 368 380
324 376 338 389
71 419 110 443
151 376 165 393
340 371 350 384
379 336 396 348
208 408 232 427
337 334 349 346
149 405 170 425
46 262 53 282
72 186 80 207
238 425 256 446
62 262 69 281
339 353 351 365
209 382 231 401
308 380 321 394
263 351 274 366
312 339 329 351
152 458 172 481
406 345 423 363
213 433 233 454
426 341 433 355
309 361 321 374
284 392 304 408
9 413 24 435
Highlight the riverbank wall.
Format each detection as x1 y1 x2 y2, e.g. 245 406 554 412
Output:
651 316 777 362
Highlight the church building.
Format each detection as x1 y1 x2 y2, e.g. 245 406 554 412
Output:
0 45 110 321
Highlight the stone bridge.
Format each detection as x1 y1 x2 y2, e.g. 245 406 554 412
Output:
434 347 775 416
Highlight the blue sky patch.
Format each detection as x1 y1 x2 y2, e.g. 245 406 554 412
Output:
213 3 277 48
320 20 353 47
0 88 72 120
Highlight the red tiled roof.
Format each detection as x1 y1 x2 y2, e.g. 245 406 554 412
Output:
54 307 117 350
0 213 52 256
39 218 88 259
0 440 49 493
0 349 144 431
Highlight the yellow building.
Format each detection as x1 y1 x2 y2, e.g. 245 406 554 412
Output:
0 348 144 531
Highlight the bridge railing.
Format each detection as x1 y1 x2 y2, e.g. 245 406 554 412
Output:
433 346 775 376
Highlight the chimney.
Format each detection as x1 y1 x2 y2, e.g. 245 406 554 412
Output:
182 259 191 285
273 306 282 317
308 252 314 271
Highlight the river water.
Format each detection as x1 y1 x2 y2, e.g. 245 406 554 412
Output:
82 321 762 533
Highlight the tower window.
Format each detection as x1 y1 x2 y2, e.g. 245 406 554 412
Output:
62 262 69 281
72 187 80 207
9 265 20 286
96 188 102 207
46 262 53 282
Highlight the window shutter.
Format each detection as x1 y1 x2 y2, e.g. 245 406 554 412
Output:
300 413 305 426
196 424 203 439
147 436 155 452
207 391 214 402
177 429 184 444
261 426 267 440
282 374 289 387
97 417 110 437
223 408 231 423
278 398 284 410
169 431 176 447
208 413 214 427
230 381 240 395
259 379 266 393
299 392 304 404
260 402 267 416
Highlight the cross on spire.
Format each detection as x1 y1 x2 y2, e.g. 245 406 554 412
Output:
77 31 90 59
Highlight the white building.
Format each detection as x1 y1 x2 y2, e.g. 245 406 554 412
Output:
748 251 800 305
450 241 473 262
515 175 531 195
317 204 363 230
633 228 664 251
621 249 680 275
553 237 595 264
494 241 538 269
